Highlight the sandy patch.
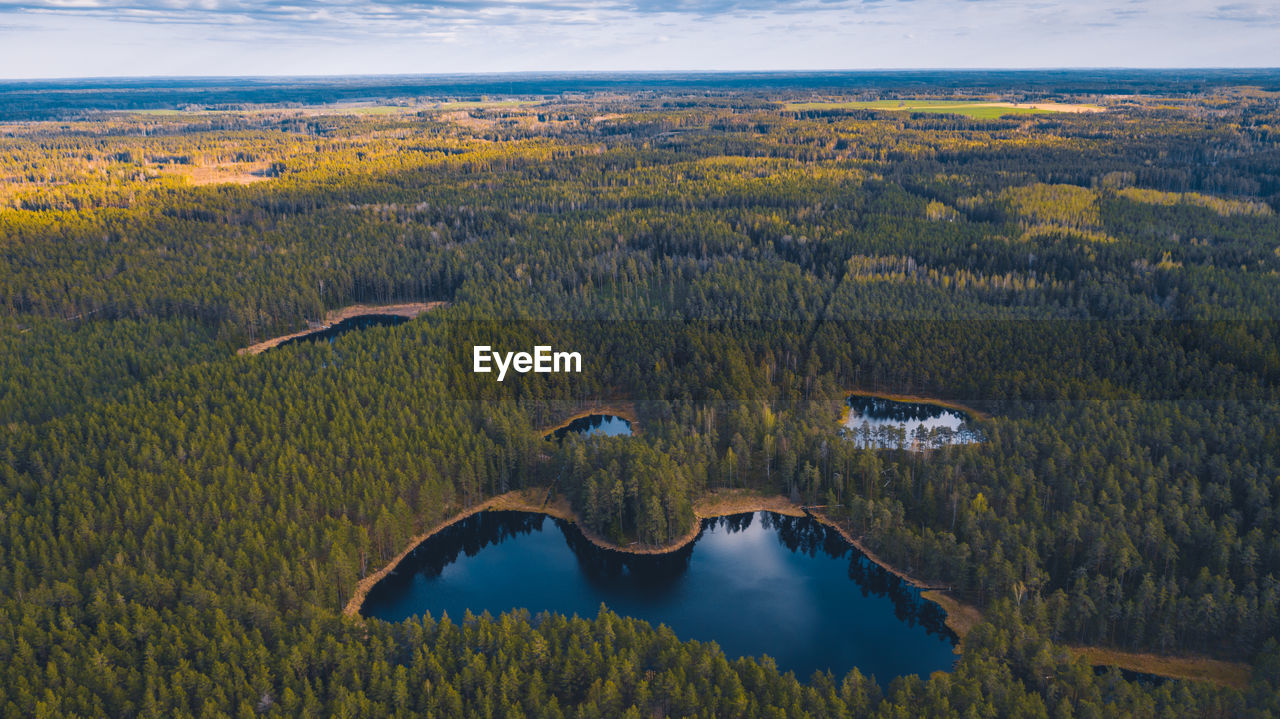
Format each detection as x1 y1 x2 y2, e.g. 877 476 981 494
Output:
159 161 275 186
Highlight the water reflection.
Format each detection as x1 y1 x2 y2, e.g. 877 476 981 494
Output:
844 395 982 450
546 414 633 441
362 510 957 681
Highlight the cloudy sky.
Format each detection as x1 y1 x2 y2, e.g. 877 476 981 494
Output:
0 0 1277 79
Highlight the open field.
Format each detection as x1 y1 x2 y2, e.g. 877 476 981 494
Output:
156 160 274 186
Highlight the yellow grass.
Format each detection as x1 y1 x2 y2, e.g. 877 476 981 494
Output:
922 590 982 641
157 161 274 186
693 489 805 519
1068 645 1251 690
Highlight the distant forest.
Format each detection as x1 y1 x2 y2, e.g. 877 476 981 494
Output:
2 74 1280 717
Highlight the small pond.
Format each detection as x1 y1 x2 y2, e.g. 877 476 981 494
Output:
361 510 957 681
546 414 633 441
844 395 981 450
276 314 407 349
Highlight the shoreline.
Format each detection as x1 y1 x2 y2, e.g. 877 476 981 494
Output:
341 489 564 618
804 507 952 591
238 301 447 356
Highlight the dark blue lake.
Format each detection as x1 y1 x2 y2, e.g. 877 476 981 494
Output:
361 510 957 681
275 314 407 349
546 414 632 440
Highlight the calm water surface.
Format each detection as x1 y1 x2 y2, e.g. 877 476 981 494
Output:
275 314 407 349
362 510 956 681
547 414 632 440
844 395 981 449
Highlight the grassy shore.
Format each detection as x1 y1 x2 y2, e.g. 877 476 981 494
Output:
1069 645 1251 690
921 590 984 640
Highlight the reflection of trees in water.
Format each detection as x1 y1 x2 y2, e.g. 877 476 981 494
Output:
763 513 852 559
710 511 756 535
557 517 694 593
549 414 631 441
845 397 981 449
368 510 955 644
363 512 546 610
845 422 980 450
849 397 952 423
712 512 955 643
846 555 954 641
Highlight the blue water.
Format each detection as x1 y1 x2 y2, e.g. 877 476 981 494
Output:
361 510 957 681
547 414 632 440
275 314 407 350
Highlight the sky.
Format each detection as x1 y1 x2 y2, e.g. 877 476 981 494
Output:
0 0 1277 79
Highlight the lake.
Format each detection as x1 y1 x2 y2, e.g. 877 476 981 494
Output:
275 314 408 349
844 395 981 450
546 414 632 441
361 510 957 681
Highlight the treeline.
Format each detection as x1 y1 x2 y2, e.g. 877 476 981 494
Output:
5 600 1277 717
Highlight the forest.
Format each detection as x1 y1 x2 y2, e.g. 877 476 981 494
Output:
2 72 1280 716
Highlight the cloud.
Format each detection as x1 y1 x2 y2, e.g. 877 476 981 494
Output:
0 0 1269 36
0 0 1276 76
1206 2 1280 24
0 0 868 30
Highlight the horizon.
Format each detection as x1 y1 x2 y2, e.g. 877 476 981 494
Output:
6 67 1280 84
